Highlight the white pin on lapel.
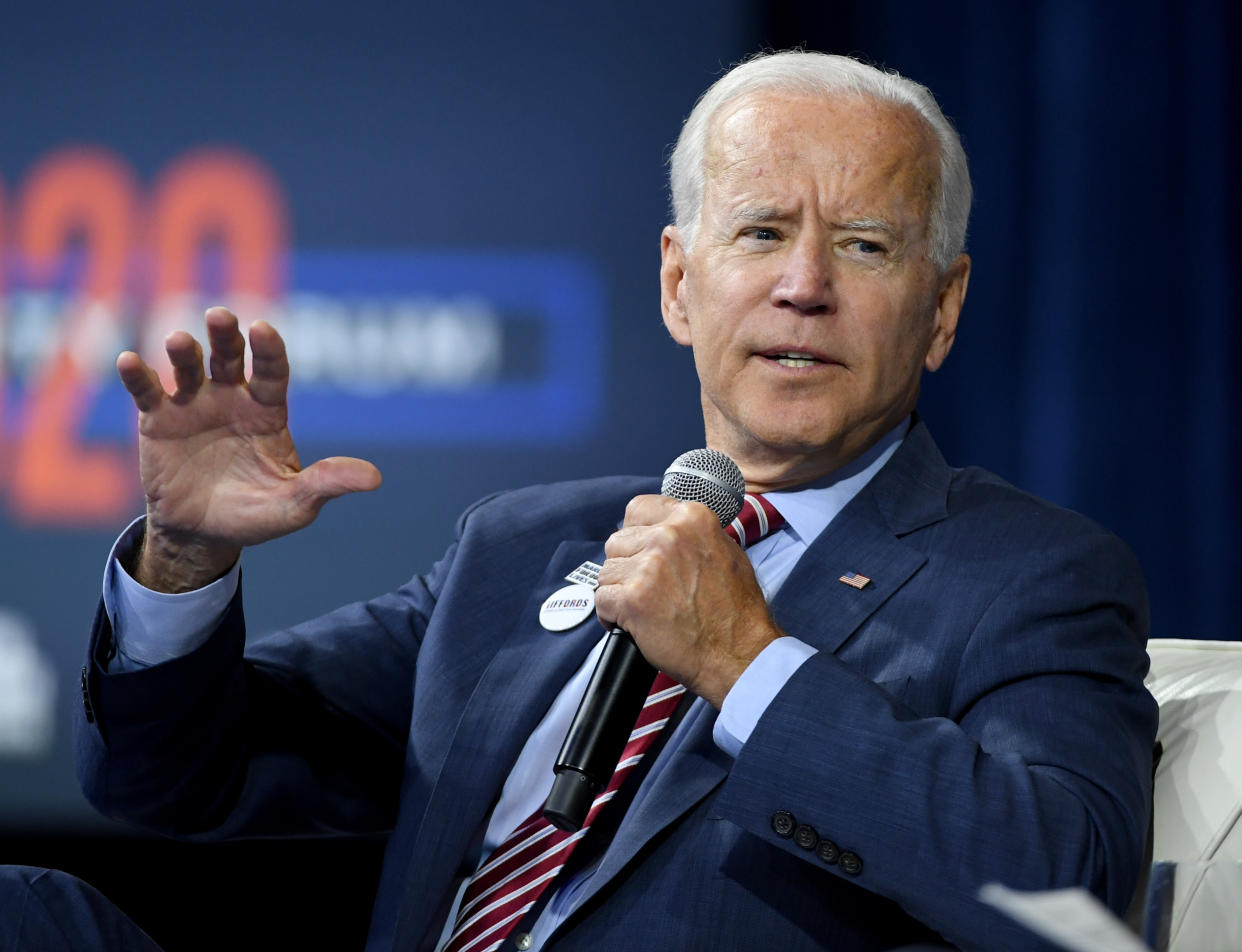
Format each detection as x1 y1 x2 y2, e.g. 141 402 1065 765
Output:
838 572 871 590
539 583 596 631
565 561 602 589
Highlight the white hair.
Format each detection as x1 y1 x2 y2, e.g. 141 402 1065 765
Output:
669 51 972 272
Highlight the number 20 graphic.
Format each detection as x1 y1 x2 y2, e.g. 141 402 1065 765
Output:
0 146 287 525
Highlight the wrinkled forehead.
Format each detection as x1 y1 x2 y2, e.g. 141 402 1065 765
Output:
703 90 940 218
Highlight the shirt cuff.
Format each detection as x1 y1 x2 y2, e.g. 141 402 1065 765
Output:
102 516 241 670
712 636 817 758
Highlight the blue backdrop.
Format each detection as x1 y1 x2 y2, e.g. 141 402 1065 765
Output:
1 0 1237 841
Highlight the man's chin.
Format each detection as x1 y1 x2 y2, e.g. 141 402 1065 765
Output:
711 430 853 489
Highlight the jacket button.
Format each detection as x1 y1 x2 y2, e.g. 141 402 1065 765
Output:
771 810 796 838
839 851 864 876
793 824 818 850
816 839 840 865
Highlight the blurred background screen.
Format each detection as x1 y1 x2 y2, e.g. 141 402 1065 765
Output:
0 0 1237 946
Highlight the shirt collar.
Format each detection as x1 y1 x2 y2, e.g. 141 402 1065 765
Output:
763 416 909 547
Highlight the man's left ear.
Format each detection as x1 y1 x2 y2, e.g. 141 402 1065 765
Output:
660 226 693 346
924 253 970 372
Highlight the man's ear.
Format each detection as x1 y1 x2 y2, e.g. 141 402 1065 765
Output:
924 253 970 372
660 226 693 346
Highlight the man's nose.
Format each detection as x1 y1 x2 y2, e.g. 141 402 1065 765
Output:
770 234 835 315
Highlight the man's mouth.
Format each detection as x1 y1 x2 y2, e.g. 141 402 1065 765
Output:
764 350 824 368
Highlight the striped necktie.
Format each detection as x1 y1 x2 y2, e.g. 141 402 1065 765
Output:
441 494 786 952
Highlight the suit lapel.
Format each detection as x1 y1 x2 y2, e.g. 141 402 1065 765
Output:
771 418 951 655
431 540 607 802
396 539 608 946
769 489 928 656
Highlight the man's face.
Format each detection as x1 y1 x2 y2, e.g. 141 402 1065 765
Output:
660 92 970 490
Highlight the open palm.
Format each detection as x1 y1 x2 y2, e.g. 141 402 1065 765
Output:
118 307 381 589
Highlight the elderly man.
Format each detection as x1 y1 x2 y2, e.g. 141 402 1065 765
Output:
66 51 1155 951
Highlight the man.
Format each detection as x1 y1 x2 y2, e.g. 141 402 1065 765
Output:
71 51 1156 951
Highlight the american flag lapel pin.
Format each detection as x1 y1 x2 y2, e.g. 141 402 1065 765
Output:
838 571 871 590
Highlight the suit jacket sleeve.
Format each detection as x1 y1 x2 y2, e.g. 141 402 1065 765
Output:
74 524 468 840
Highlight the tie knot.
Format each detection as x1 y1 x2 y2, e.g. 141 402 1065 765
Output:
726 494 786 549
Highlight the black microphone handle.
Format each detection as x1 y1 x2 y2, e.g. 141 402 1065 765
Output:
542 627 657 831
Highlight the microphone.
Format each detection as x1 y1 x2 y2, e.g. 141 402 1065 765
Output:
542 448 746 832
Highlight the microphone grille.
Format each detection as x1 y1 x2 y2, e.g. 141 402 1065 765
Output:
661 448 746 527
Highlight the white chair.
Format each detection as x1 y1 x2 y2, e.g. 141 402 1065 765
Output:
1143 638 1242 952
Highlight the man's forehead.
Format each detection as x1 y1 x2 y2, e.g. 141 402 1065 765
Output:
705 90 935 174
702 90 938 219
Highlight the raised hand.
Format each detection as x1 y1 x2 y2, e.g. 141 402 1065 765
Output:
117 306 381 592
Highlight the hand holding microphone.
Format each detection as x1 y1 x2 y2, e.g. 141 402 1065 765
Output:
543 449 783 831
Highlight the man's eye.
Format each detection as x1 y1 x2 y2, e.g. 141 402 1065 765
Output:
849 239 886 255
745 228 780 241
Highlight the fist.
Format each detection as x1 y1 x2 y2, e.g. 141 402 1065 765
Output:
595 494 784 708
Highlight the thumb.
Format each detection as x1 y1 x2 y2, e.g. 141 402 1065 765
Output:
298 456 383 506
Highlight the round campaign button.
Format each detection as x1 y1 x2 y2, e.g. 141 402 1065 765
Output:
538 584 596 631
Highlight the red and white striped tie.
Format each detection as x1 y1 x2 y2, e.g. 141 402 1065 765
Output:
728 493 786 550
441 494 785 952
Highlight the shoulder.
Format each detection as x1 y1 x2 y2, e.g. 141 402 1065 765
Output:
941 465 1137 576
891 418 1136 560
887 420 1146 610
925 467 1148 640
944 464 1116 546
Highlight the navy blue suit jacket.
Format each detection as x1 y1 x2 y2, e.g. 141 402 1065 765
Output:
76 420 1158 950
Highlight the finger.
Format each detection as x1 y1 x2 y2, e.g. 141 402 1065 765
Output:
594 557 652 634
247 320 290 408
296 456 383 509
204 306 247 384
603 524 655 560
116 351 168 413
164 331 205 400
592 568 625 629
621 493 681 528
595 554 628 587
